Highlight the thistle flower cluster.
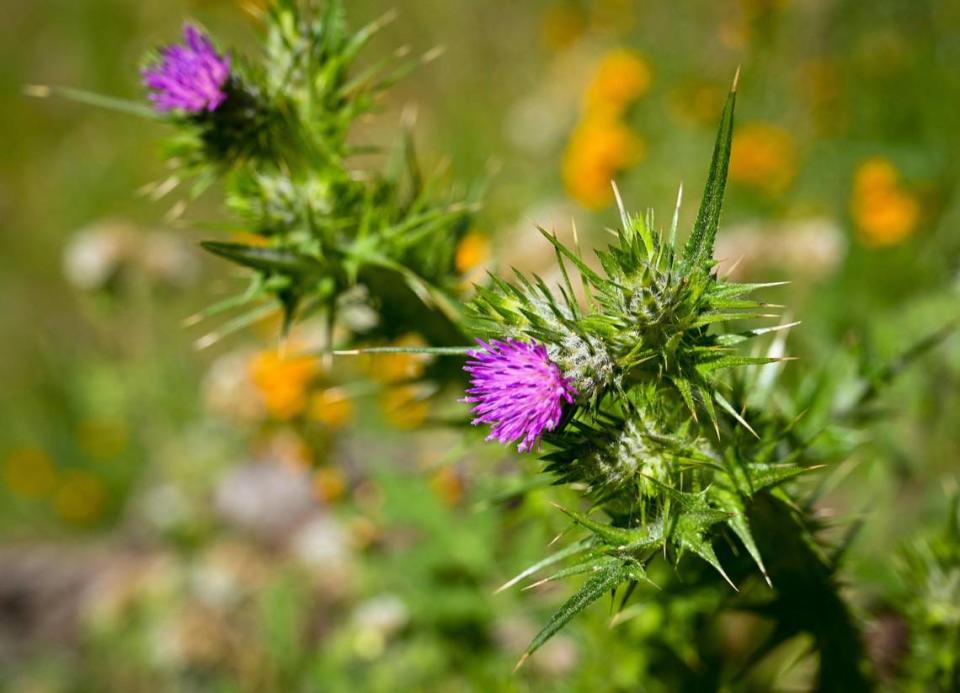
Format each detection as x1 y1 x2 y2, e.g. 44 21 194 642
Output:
464 339 577 452
132 1 479 350
142 25 231 114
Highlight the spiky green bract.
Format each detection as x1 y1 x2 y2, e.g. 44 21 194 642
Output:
166 1 480 344
468 112 776 421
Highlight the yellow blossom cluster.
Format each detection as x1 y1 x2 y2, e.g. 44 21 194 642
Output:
249 350 321 420
729 122 798 196
563 50 651 209
850 158 920 247
245 348 354 428
362 334 434 430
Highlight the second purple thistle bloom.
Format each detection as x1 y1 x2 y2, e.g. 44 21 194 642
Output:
142 25 231 114
464 339 577 453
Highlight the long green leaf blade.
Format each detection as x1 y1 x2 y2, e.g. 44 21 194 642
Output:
683 70 738 269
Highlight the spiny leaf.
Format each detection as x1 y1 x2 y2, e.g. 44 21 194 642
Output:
518 561 629 667
674 523 737 590
553 504 636 545
201 242 325 276
714 391 759 438
495 540 593 594
27 84 161 120
536 226 604 286
682 70 738 270
696 354 787 376
671 376 699 422
522 557 620 590
712 487 771 586
698 385 721 439
748 463 817 493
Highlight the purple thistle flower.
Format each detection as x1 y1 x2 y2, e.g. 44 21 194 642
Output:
464 339 577 453
142 25 231 114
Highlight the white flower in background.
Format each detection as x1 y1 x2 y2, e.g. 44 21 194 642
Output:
289 514 351 570
62 221 136 290
63 220 199 290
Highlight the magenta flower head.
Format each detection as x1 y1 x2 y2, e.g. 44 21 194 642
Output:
464 339 577 453
142 25 231 114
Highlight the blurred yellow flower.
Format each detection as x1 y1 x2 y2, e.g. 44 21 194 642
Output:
563 114 645 209
363 334 431 384
379 385 431 430
308 388 354 429
853 158 898 193
729 122 798 196
455 231 491 274
53 470 106 524
3 447 57 499
851 158 920 247
249 350 319 420
584 49 653 117
313 467 348 503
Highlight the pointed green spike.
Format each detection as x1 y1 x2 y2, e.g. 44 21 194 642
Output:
552 504 636 545
679 532 737 591
522 557 619 590
683 69 738 270
27 84 161 120
200 242 324 276
671 376 699 422
495 540 593 594
722 501 772 587
698 386 721 439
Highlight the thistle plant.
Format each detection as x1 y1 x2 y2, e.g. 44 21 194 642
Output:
460 78 952 687
40 0 478 352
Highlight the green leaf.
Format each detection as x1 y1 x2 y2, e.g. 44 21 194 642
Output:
682 72 738 270
748 463 814 493
671 376 699 422
553 504 637 545
519 561 629 666
712 487 771 586
523 557 621 590
674 522 736 590
495 540 593 594
200 242 325 276
28 85 161 120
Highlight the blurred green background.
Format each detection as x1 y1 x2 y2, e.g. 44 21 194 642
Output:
1 0 959 690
